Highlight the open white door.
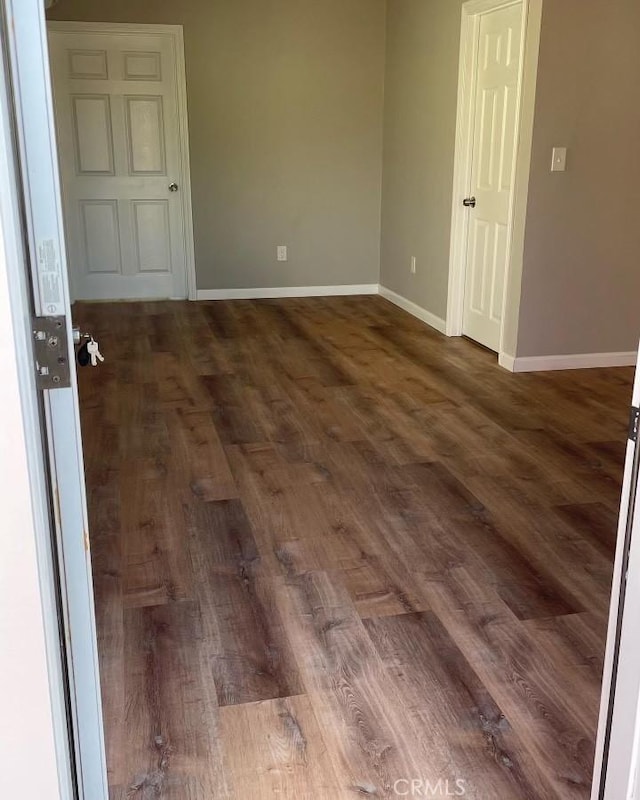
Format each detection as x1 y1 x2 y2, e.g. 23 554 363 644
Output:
592 344 640 800
4 1 107 798
461 1 523 353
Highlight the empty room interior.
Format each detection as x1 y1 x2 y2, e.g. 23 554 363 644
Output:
42 0 640 797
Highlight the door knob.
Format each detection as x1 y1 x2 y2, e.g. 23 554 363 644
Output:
169 182 179 192
462 196 476 208
72 326 92 345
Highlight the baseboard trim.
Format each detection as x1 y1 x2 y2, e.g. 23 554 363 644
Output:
196 284 379 301
498 353 516 371
196 283 449 336
500 351 637 373
196 286 634 372
378 285 447 334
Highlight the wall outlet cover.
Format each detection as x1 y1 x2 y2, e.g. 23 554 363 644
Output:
551 147 567 172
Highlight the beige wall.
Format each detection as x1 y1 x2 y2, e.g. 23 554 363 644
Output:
50 0 640 357
380 0 464 321
380 0 640 357
516 0 640 356
48 0 386 291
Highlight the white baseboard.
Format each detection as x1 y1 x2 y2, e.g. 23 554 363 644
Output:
196 284 378 301
194 285 635 373
378 285 447 334
498 353 516 371
196 283 448 337
500 350 637 372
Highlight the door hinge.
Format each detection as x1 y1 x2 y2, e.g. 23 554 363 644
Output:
629 405 640 443
33 315 71 390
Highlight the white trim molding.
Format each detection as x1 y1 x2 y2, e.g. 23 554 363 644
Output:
0 5 75 794
378 285 447 334
446 0 543 357
499 351 637 372
196 284 379 301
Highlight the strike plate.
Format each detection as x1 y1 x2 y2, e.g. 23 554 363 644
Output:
33 315 71 389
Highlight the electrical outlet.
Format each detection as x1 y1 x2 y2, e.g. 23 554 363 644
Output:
277 245 288 262
410 256 417 274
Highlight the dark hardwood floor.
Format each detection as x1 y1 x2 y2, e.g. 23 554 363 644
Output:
75 296 633 799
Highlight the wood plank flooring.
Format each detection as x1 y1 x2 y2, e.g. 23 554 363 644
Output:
75 296 633 799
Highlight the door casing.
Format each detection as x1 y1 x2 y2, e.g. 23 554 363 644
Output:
48 21 197 302
0 3 74 797
592 353 640 800
446 0 543 366
7 2 108 797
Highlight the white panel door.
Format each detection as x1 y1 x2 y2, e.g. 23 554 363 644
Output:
462 2 522 352
48 28 190 301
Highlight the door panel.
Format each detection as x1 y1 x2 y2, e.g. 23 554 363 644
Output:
125 95 166 175
49 30 188 301
462 2 522 352
69 49 109 80
80 200 122 274
72 95 115 175
123 50 162 81
133 200 171 272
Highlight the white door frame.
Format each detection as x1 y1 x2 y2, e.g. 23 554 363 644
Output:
47 20 197 302
592 358 640 800
0 5 74 796
6 1 108 796
446 0 543 365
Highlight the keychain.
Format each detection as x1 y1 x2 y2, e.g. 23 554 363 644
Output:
77 339 91 367
87 337 105 367
76 333 104 367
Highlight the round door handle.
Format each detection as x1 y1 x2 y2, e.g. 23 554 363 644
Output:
169 182 179 192
463 196 476 208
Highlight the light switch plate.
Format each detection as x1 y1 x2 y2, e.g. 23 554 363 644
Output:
551 147 567 172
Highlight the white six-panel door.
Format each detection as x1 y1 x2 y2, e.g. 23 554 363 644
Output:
48 26 193 301
462 2 522 352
